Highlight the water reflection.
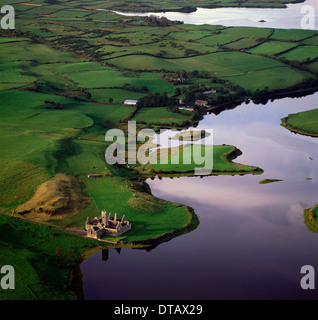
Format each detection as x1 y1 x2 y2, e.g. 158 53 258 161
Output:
110 0 318 30
81 92 318 300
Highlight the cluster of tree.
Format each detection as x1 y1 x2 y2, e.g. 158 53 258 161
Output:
89 29 112 37
207 92 245 105
137 92 177 108
106 36 130 44
179 84 209 102
44 0 58 4
184 48 200 57
51 36 103 60
122 83 149 93
44 100 64 109
211 77 248 95
177 76 248 107
163 71 189 85
26 81 40 92
141 15 183 27
136 119 191 128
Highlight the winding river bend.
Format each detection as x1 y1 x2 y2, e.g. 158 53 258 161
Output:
81 1 318 300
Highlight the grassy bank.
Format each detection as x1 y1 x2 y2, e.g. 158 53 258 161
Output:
304 205 318 233
136 144 263 176
0 0 317 299
0 214 97 300
281 108 318 137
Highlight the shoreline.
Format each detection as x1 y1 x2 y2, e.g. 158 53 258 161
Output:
1 2 317 299
280 117 318 138
101 0 307 14
304 205 318 233
69 86 318 299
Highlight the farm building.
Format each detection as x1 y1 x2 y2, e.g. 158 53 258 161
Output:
124 99 138 106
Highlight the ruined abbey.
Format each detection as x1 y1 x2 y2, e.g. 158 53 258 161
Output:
85 210 131 239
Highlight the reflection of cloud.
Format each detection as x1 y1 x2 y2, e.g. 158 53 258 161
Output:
287 203 307 226
149 176 287 212
148 172 318 228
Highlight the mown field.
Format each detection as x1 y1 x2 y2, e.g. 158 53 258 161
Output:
0 0 317 300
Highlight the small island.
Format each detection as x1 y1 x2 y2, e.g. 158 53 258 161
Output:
259 179 283 184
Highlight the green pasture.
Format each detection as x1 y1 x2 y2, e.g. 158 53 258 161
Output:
89 88 146 104
0 0 318 300
279 45 318 62
141 144 260 174
0 39 78 64
62 67 174 93
248 41 299 55
221 66 312 92
271 29 318 41
133 107 189 124
0 214 93 300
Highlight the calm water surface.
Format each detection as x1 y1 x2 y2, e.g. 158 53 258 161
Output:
109 0 318 29
81 1 318 300
81 92 318 300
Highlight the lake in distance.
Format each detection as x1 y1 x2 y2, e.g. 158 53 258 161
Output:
81 1 318 300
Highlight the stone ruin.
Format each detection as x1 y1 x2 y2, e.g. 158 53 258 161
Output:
85 210 131 239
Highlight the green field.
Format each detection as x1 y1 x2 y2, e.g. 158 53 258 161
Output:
0 0 317 300
137 144 262 175
279 45 318 62
0 214 94 300
281 108 318 137
133 107 190 124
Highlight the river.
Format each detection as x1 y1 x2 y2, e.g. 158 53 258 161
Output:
80 1 318 300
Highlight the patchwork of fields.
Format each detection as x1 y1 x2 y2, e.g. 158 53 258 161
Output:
1 0 317 250
0 0 318 299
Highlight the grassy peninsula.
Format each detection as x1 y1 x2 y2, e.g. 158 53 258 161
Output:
137 144 263 176
281 108 318 137
0 0 318 299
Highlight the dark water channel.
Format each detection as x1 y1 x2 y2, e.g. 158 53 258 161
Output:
81 92 318 300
